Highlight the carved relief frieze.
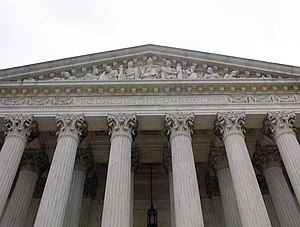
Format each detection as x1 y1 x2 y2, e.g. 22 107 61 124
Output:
1 54 295 83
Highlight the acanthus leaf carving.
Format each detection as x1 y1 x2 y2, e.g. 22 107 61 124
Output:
263 111 296 140
56 114 87 141
74 145 94 174
19 149 49 175
107 113 138 140
4 114 39 142
214 112 246 141
164 112 194 140
208 145 228 173
253 144 282 173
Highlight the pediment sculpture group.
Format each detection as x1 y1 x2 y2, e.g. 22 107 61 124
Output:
22 57 273 82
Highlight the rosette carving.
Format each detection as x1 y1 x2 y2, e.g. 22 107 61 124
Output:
214 112 246 141
263 111 296 140
107 113 138 140
253 144 282 173
56 114 87 141
164 112 194 139
4 114 39 142
19 149 49 175
208 145 228 173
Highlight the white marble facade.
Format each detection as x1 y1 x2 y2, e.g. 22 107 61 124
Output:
0 45 300 227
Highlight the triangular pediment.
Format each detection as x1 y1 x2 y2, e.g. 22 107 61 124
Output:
0 44 300 83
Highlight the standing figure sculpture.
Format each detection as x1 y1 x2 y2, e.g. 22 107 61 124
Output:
140 57 159 79
119 61 139 80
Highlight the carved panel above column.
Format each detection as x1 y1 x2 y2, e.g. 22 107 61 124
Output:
56 114 87 141
164 112 194 140
19 149 49 175
4 114 39 142
263 111 296 140
214 112 246 141
107 113 138 140
208 145 228 173
253 145 282 173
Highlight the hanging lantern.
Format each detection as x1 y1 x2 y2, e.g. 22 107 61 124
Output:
147 164 158 227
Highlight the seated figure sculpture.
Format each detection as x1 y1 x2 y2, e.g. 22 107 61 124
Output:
140 57 159 79
160 60 178 79
203 67 220 79
99 65 118 80
224 70 239 79
83 68 100 80
185 65 198 79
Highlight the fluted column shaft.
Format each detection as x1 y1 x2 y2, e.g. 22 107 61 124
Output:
0 115 38 216
215 112 272 227
0 170 37 227
101 113 137 227
165 113 204 227
217 167 242 227
0 136 26 216
208 146 242 227
263 111 300 204
275 132 300 203
63 170 86 227
264 165 300 227
63 148 93 227
34 114 87 227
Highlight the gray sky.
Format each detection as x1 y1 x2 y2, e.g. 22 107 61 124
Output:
0 0 299 70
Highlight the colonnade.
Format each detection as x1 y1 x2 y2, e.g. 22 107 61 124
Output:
0 111 299 227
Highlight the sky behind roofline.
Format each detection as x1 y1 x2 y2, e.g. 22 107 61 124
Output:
0 0 299 70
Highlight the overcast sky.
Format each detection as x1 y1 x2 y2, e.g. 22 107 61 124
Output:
0 0 299 70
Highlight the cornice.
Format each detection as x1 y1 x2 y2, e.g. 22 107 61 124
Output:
0 79 299 97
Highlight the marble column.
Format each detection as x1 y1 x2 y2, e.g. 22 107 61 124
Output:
165 112 204 227
24 176 46 227
101 113 137 227
208 146 242 227
34 114 87 227
163 145 175 227
63 147 94 227
0 150 48 227
0 114 39 217
253 145 300 227
131 145 139 227
214 112 272 227
263 111 300 204
79 169 97 227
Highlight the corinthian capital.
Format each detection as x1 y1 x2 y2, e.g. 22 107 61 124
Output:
214 112 246 141
263 111 296 140
164 112 194 139
253 144 282 173
56 114 87 141
107 113 138 140
20 149 49 175
74 146 94 174
208 145 228 173
4 114 39 142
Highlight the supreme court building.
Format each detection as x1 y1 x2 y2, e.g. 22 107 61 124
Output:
0 45 300 227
